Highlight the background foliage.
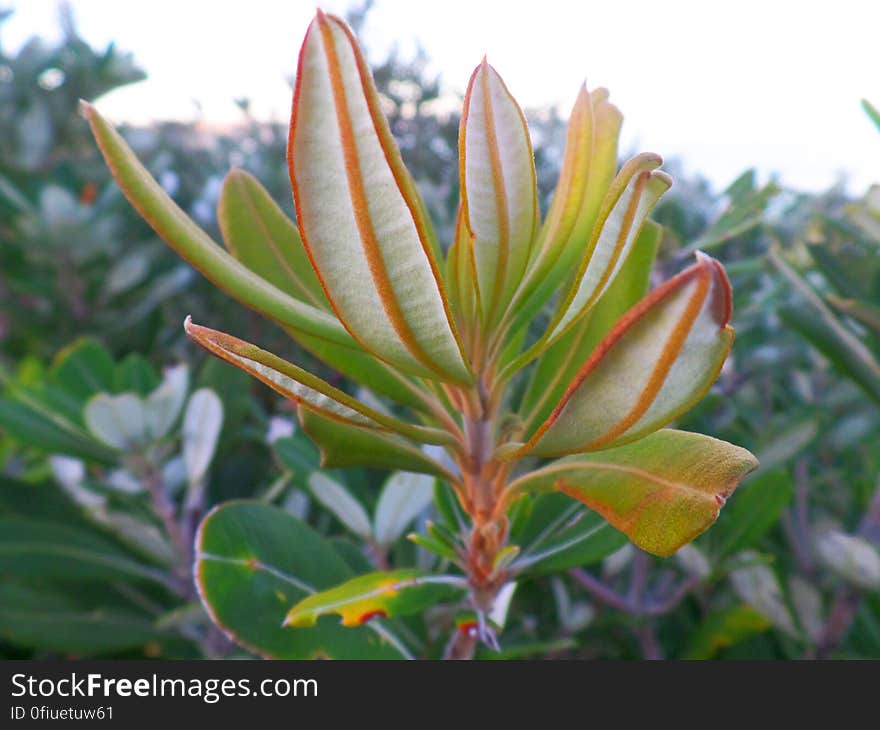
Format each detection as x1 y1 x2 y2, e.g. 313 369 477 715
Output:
1 3 878 659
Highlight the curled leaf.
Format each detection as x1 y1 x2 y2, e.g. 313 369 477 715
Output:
507 429 758 557
508 154 671 375
547 154 671 341
518 220 660 433
510 87 623 331
513 253 734 457
184 317 452 446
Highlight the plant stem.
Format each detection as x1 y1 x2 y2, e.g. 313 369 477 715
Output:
132 454 233 658
444 627 478 660
132 454 191 596
815 587 861 659
569 567 700 617
442 377 510 659
634 623 664 660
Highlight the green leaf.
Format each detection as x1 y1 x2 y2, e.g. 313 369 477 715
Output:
682 604 771 659
433 480 467 531
308 473 372 539
771 246 880 404
82 101 353 350
182 388 224 486
684 173 777 253
507 88 622 339
459 58 538 324
284 569 464 627
373 472 435 546
290 329 429 412
539 155 671 349
329 537 377 574
828 296 880 337
407 531 460 563
808 240 879 304
218 168 328 309
195 501 406 658
508 429 758 557
508 493 627 574
510 254 734 458
273 433 321 481
755 420 818 471
0 397 115 462
0 476 87 523
479 638 578 660
0 517 168 586
184 318 452 446
518 220 660 432
84 392 148 450
781 304 880 403
289 13 470 383
297 406 452 479
863 98 880 134
0 171 37 213
708 469 793 559
28 381 87 429
0 582 166 655
113 353 160 396
51 338 115 402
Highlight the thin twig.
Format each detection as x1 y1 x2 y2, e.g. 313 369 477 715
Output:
132 454 190 596
569 568 700 617
794 459 815 573
634 623 664 660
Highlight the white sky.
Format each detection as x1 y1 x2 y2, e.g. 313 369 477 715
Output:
6 0 880 193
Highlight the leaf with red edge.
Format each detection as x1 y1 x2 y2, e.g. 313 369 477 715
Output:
506 87 623 339
184 318 453 446
509 253 734 458
459 58 538 325
289 11 470 383
518 220 661 433
507 154 671 375
81 101 349 349
507 429 758 557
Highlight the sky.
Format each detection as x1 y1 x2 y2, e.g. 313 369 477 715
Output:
6 0 880 193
